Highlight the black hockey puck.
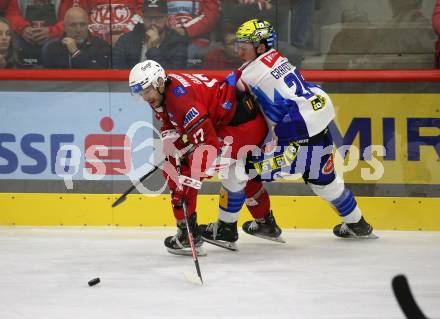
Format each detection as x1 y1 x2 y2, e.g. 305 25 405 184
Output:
88 278 100 286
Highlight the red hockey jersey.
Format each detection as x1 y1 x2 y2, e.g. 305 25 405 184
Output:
5 0 76 37
78 0 143 44
158 72 236 153
157 72 267 178
166 0 220 45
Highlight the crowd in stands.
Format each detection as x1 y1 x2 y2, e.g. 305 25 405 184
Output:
434 0 440 67
0 16 20 67
112 0 189 69
42 6 110 68
0 0 439 70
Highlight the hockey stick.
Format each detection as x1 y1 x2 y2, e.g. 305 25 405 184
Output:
112 137 194 208
182 199 204 285
111 160 164 208
175 155 203 285
392 274 429 319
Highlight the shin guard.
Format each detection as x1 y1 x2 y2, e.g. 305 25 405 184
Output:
218 186 246 223
309 177 361 223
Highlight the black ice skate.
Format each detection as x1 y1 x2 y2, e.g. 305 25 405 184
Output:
333 216 378 239
199 220 239 251
242 211 286 243
164 213 206 256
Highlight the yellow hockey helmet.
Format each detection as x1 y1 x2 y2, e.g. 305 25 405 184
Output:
236 19 276 48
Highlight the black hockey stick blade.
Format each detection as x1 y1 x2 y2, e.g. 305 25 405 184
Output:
392 274 428 319
111 195 127 208
111 163 162 208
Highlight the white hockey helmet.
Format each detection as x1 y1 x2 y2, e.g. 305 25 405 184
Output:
129 60 166 94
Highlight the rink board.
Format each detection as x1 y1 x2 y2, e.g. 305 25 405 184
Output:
1 81 439 230
0 193 439 230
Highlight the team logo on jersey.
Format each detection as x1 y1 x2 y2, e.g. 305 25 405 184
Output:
322 154 334 175
222 101 233 110
225 71 237 86
90 4 131 25
172 85 187 97
311 94 327 111
261 51 282 68
183 107 199 127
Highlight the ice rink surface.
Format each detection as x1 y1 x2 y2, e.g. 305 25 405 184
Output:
0 227 439 319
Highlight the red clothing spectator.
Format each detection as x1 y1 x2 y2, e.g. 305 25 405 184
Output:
0 0 12 15
5 0 75 38
433 0 440 67
78 0 143 45
167 0 220 47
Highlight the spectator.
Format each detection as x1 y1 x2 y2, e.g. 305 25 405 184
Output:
373 0 434 68
289 0 315 51
323 7 372 70
0 16 22 67
113 0 189 69
389 0 428 24
42 6 110 68
167 0 220 68
203 21 241 69
237 0 272 12
0 0 11 17
433 0 440 67
221 0 275 29
5 0 77 65
79 0 143 46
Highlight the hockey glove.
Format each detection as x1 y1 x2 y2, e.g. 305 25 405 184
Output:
161 130 193 159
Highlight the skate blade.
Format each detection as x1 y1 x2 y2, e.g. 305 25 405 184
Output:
357 232 379 239
338 231 379 240
202 238 238 251
246 232 286 243
167 246 207 256
183 271 203 285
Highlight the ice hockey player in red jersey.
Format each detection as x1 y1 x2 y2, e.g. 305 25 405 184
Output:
129 59 274 255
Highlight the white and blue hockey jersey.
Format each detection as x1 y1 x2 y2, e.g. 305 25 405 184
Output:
237 49 335 144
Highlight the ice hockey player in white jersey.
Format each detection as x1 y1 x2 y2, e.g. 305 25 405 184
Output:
233 19 376 239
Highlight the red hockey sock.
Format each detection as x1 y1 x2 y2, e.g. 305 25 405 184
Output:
172 187 197 221
244 179 270 219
